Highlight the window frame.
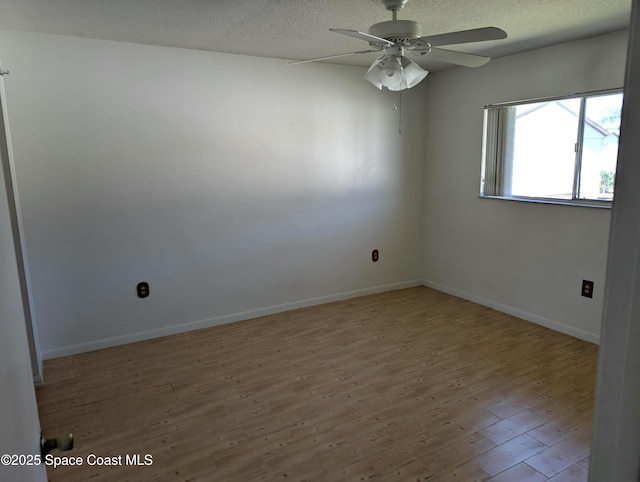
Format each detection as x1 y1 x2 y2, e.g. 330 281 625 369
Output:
480 88 623 208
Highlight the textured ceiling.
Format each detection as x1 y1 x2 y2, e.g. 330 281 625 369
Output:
0 0 632 71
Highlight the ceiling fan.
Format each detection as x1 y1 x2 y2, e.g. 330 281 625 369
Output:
289 0 507 91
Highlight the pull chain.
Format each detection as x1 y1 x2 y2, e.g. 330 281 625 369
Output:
393 91 403 134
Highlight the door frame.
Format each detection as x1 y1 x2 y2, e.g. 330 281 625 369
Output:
0 64 43 384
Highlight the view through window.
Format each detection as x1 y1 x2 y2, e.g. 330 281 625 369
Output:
482 91 622 204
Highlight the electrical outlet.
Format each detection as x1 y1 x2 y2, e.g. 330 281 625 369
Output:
137 282 150 298
581 280 594 298
372 249 379 262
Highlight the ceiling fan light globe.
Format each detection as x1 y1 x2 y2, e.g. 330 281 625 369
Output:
381 76 405 89
400 57 429 88
364 54 428 91
378 56 403 83
364 56 385 89
386 78 409 91
380 69 404 89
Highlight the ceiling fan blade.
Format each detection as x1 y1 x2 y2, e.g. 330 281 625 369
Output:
420 48 491 68
330 29 394 48
287 49 381 65
410 27 507 48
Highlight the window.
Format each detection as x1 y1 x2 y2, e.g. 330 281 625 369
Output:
481 90 623 205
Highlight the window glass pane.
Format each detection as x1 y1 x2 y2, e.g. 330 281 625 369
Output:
578 93 622 201
510 98 581 199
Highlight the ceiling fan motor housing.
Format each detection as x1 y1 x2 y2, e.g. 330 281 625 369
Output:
369 20 422 44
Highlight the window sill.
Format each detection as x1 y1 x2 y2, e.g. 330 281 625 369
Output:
479 195 613 209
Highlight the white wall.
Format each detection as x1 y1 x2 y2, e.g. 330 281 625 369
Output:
0 74 46 482
0 31 426 358
422 30 629 343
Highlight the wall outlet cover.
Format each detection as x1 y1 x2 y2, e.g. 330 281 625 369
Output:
137 282 150 298
582 280 594 298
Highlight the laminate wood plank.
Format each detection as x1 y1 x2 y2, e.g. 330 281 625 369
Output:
525 427 591 478
485 390 550 419
428 460 491 481
488 461 548 482
480 408 550 445
546 463 589 481
470 433 547 476
444 432 497 462
527 409 591 446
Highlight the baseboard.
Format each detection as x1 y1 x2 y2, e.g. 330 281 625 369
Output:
422 279 601 345
42 279 423 360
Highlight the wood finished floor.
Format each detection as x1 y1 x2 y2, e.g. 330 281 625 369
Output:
36 287 598 482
